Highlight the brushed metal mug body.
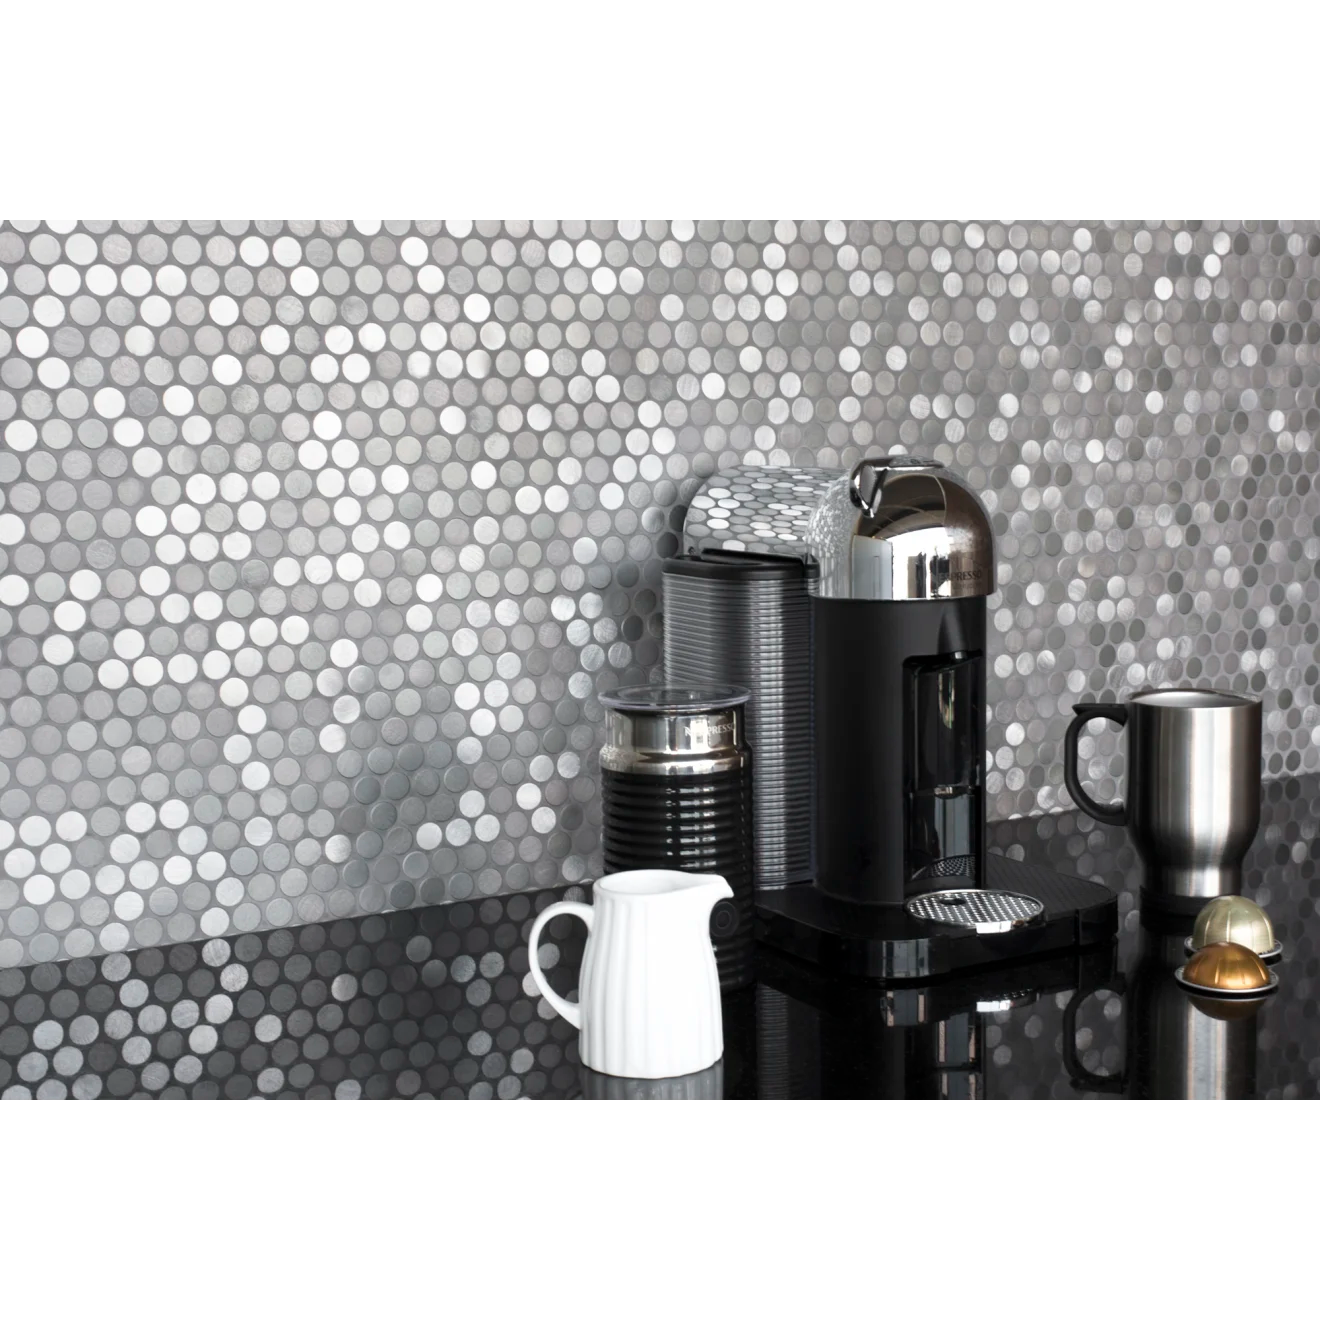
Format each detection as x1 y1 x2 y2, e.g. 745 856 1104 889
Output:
1064 690 1262 900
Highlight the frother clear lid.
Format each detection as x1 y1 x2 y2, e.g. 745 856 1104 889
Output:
599 683 750 714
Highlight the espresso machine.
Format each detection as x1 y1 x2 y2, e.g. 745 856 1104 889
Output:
665 457 1116 979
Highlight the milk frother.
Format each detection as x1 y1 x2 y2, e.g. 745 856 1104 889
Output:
598 684 755 990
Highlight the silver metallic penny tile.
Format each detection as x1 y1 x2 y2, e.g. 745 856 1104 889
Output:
2 219 1320 967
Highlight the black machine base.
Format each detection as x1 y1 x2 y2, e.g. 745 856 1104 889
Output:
755 854 1117 981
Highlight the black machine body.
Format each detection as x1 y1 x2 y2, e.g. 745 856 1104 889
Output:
814 594 986 906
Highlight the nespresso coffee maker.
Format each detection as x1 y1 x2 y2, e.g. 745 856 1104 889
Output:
806 456 991 901
666 457 1116 979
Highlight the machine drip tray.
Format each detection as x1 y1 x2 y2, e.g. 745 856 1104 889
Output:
755 854 1118 981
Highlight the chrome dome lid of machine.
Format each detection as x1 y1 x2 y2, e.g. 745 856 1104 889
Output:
681 457 994 601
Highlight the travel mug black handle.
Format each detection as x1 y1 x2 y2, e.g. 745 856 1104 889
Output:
1063 702 1129 827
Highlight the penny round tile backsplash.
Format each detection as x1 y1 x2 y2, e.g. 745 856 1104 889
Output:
2 219 1318 968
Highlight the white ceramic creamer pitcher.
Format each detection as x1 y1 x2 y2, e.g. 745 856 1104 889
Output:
527 870 732 1079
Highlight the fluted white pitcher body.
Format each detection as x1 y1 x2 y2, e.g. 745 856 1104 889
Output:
527 870 731 1079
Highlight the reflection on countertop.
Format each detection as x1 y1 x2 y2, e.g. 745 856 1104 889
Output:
0 888 590 1099
3 775 1318 1099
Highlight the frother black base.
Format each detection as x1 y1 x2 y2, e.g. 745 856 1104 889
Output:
755 854 1117 981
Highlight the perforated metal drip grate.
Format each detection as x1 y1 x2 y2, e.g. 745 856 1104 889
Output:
905 889 1046 935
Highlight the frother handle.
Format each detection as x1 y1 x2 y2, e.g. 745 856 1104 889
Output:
1063 703 1129 827
527 901 594 1030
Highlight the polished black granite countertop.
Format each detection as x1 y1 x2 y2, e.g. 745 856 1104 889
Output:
3 775 1317 1100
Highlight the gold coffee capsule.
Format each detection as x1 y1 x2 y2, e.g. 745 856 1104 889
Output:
1181 941 1273 993
1191 895 1275 957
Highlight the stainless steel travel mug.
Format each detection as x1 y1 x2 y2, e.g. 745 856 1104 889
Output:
1063 689 1262 904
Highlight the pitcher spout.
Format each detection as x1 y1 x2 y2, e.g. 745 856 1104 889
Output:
683 872 734 912
595 869 733 907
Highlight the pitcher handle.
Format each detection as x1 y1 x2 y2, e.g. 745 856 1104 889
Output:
527 900 594 1030
1063 702 1129 827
